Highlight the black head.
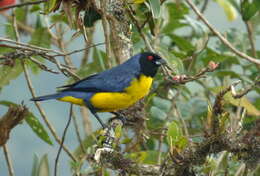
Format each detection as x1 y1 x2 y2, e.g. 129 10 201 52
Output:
139 52 166 77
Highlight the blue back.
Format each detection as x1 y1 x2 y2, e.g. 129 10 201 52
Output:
61 54 142 93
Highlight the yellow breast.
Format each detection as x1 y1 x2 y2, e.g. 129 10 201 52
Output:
90 74 153 112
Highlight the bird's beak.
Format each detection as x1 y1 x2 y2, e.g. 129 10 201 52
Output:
155 59 167 66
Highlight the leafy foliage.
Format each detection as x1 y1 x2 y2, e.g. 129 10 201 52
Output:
0 0 259 176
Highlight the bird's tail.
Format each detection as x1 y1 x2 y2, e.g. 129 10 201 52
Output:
30 93 63 101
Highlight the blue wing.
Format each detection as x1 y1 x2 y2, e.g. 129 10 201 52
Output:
60 56 141 93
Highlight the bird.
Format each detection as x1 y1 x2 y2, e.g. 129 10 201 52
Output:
31 52 166 128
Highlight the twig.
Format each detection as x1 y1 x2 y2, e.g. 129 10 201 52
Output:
0 0 46 11
52 42 105 57
185 0 260 65
3 144 14 176
0 37 63 55
80 28 95 66
245 21 257 58
28 57 59 74
163 61 219 85
1 13 34 34
200 0 209 14
101 0 113 65
22 60 77 161
232 78 260 99
126 5 154 52
72 110 86 154
54 104 73 176
56 24 74 67
0 43 81 79
80 107 92 134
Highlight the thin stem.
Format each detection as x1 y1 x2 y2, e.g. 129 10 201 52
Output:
245 21 257 58
126 6 154 52
185 0 260 65
200 0 209 14
80 107 92 134
52 43 105 57
72 110 86 153
22 61 77 161
101 0 113 66
3 144 14 176
56 24 74 67
0 37 63 55
54 104 73 176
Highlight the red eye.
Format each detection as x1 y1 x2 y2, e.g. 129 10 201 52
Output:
147 55 153 61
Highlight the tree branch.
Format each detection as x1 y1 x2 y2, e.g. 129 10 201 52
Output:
54 104 73 176
185 0 260 65
22 61 77 162
0 105 28 146
3 144 14 176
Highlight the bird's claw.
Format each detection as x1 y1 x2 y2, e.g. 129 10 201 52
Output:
110 112 127 126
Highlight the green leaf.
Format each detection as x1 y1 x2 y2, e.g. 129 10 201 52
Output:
199 48 238 65
163 3 189 33
84 8 102 27
146 12 156 36
169 34 195 54
214 70 241 79
152 96 171 113
38 154 50 176
46 0 58 13
207 104 213 125
128 150 163 164
30 27 51 48
241 0 260 21
73 131 98 157
115 125 122 139
5 24 16 40
225 92 260 116
167 121 182 146
184 16 208 36
0 101 18 107
150 106 167 119
30 5 41 13
31 154 39 176
211 87 260 116
0 60 23 90
51 14 69 24
147 113 164 129
93 47 106 71
134 0 146 4
25 112 53 145
167 121 188 150
149 0 161 18
15 7 27 23
68 47 106 84
157 45 184 74
28 27 51 74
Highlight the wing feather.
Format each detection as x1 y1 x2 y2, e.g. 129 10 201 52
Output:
60 65 139 93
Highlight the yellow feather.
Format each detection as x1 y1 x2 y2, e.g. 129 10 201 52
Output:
57 74 153 112
58 96 85 106
90 74 153 112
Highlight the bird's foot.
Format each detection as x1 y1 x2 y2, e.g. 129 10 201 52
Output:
110 112 127 126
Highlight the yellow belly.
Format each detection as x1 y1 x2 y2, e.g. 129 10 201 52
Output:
90 75 153 112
